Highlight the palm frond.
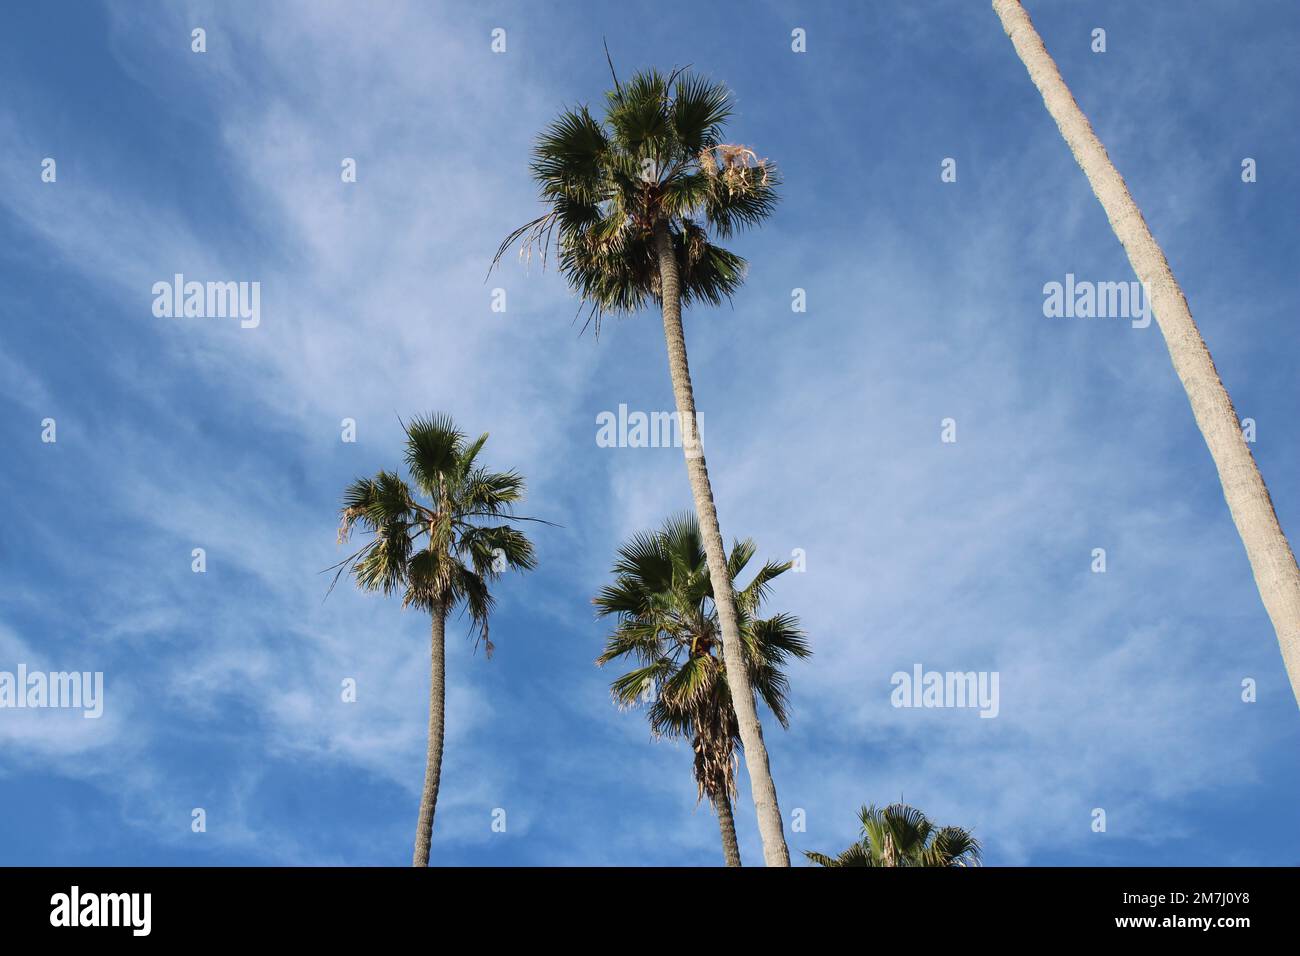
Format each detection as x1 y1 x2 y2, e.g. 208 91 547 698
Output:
671 73 731 153
332 412 537 660
403 413 464 500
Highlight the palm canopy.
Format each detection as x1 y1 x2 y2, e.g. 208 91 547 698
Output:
594 512 810 800
494 66 779 333
332 413 537 656
805 803 982 868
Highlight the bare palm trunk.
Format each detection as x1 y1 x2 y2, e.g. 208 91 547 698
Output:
412 604 447 866
993 0 1300 706
654 220 791 865
713 791 743 867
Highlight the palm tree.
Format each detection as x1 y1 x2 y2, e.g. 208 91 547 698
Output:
332 413 537 866
805 803 981 868
594 513 811 867
495 64 793 863
992 0 1300 706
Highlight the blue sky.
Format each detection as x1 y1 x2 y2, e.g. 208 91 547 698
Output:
2 0 1299 866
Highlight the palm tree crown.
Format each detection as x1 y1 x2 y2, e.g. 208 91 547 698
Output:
494 66 779 333
334 413 537 656
594 513 810 802
805 803 982 868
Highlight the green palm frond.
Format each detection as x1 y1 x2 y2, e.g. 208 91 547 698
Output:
403 412 464 501
746 656 792 728
604 68 673 154
747 612 811 663
451 563 496 656
596 621 665 668
457 524 537 577
660 652 717 708
660 511 704 564
926 827 983 867
803 843 874 868
351 521 414 596
456 433 490 479
405 547 449 610
592 579 649 621
647 695 695 739
462 467 526 516
608 528 673 586
338 471 419 538
530 106 611 204
669 73 731 152
724 537 756 585
608 659 675 709
735 557 791 615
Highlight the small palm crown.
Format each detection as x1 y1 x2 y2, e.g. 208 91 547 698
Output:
804 803 982 868
594 513 810 800
494 67 779 333
333 413 537 657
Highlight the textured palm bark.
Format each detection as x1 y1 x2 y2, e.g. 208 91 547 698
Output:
412 606 447 866
713 791 743 867
654 220 791 865
993 0 1300 706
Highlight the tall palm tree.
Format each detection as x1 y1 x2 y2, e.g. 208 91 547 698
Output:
495 65 793 863
992 0 1300 707
594 513 811 867
805 803 981 868
332 413 537 866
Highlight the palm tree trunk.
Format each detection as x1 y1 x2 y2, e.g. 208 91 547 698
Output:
654 220 791 865
713 791 743 867
412 603 447 866
992 0 1300 706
